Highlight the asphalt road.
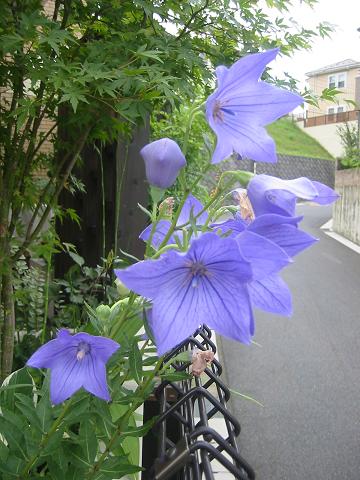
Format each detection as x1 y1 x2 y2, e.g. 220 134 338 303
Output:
218 204 360 480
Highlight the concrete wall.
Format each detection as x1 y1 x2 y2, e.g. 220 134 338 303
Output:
298 120 358 158
307 68 360 117
333 168 360 245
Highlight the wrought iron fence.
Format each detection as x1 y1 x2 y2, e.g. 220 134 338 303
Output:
142 325 255 480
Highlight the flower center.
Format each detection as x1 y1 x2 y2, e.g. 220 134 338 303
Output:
190 262 208 288
213 100 235 122
213 100 224 122
76 341 91 361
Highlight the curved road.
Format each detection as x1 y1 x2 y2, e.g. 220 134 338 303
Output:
219 205 360 480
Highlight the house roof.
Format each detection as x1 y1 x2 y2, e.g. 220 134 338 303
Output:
306 59 360 77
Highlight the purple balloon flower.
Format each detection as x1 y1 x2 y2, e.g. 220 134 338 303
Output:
140 138 186 189
236 229 293 324
115 232 290 355
213 210 319 320
213 212 317 258
27 329 120 404
206 48 303 164
247 174 339 217
140 194 207 248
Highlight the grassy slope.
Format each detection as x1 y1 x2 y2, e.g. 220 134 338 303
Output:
267 117 334 160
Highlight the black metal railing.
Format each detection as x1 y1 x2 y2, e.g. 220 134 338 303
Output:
142 325 255 480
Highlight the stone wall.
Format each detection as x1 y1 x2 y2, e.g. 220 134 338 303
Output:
333 168 360 245
217 154 336 187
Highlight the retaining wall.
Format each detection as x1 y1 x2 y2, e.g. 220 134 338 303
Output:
218 154 336 187
333 168 360 245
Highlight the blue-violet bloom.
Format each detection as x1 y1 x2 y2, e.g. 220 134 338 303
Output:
27 329 120 404
140 194 207 248
213 212 318 322
141 138 186 189
206 49 303 164
115 232 290 355
236 229 293 326
247 174 339 217
212 212 317 258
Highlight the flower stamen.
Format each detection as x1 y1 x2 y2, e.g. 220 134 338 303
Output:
76 341 91 361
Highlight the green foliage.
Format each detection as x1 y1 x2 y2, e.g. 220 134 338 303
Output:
151 102 214 203
337 122 360 169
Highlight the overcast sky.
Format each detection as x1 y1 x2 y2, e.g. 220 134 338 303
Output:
267 0 360 87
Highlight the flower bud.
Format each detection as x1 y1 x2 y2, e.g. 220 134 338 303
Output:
159 196 175 218
140 138 186 189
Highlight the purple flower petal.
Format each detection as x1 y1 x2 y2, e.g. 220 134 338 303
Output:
248 214 318 257
247 175 338 216
139 220 173 248
83 354 111 402
116 233 254 355
211 216 247 236
177 195 207 226
249 274 292 317
236 230 291 280
139 195 206 248
73 332 120 364
26 329 76 369
311 180 340 205
140 138 186 189
206 49 303 164
27 330 119 404
50 353 86 404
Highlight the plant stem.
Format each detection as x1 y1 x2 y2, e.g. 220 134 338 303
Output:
41 252 52 344
19 397 73 478
86 358 164 478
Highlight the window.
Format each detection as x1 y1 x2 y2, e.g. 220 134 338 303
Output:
328 72 346 89
327 106 346 115
337 73 346 88
328 75 336 89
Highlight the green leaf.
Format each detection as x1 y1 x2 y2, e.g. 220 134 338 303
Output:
0 368 34 411
160 370 192 382
79 419 98 463
68 251 85 267
15 398 42 432
0 455 26 476
129 341 143 385
94 457 142 480
36 394 53 433
168 351 192 363
0 416 27 460
121 416 157 438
